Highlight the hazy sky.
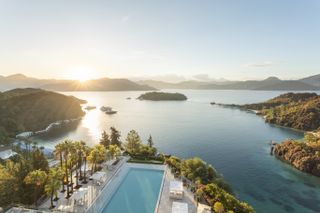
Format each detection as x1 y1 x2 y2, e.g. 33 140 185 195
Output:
0 0 319 81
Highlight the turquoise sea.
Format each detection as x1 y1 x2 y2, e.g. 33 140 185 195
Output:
33 90 320 213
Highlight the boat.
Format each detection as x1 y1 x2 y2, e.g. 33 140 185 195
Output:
85 106 96 110
210 102 215 105
126 97 131 100
100 106 117 114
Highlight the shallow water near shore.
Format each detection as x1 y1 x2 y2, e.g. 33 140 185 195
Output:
33 90 320 213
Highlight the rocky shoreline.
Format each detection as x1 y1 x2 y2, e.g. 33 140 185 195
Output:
273 140 320 177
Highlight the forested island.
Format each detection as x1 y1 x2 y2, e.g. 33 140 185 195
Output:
0 88 86 145
273 131 320 177
216 93 320 131
138 91 187 101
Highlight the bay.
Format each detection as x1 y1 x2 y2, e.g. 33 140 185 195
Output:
33 90 320 213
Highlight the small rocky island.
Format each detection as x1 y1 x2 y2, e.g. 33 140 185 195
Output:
273 131 320 177
138 91 187 101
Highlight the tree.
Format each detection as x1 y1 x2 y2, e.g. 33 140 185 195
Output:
31 148 49 172
62 140 72 198
82 145 91 184
147 135 154 148
124 130 142 155
45 168 63 208
181 157 208 184
214 202 224 213
67 142 77 194
24 170 47 206
0 165 18 207
110 127 121 147
100 131 111 149
74 141 85 188
108 144 121 160
88 144 107 174
54 143 65 192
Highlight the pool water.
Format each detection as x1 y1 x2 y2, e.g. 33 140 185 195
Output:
102 168 164 213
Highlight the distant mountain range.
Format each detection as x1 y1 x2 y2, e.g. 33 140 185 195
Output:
1 73 320 91
0 74 154 91
139 75 320 90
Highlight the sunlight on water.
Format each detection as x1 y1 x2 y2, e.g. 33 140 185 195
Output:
81 109 102 140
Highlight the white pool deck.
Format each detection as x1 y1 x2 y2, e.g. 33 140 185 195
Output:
11 159 198 213
38 156 128 213
157 168 197 213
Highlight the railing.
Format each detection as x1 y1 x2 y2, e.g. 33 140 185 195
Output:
85 157 128 213
155 165 167 213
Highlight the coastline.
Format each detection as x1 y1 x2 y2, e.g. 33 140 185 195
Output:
0 117 83 159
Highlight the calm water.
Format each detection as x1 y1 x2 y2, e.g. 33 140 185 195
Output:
102 168 164 213
33 90 320 213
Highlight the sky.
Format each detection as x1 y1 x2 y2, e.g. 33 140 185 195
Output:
0 0 319 81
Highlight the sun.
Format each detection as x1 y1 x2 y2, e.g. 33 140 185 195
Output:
67 67 93 83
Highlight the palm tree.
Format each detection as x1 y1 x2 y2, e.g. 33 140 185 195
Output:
108 144 121 160
214 202 224 213
68 142 77 194
88 144 107 174
54 143 65 192
78 141 86 180
82 145 91 184
45 168 63 209
62 140 71 198
24 170 47 207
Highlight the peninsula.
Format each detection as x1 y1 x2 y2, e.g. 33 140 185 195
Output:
217 93 320 131
0 88 86 145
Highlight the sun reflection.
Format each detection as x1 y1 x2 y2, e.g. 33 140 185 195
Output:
81 108 102 140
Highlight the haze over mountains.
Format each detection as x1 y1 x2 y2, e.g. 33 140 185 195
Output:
0 74 154 91
139 75 320 90
1 73 320 91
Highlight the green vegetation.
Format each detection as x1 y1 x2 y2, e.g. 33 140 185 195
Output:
241 92 320 131
166 156 254 213
274 131 320 177
123 130 254 212
0 88 86 145
138 91 187 101
0 144 50 208
124 130 157 158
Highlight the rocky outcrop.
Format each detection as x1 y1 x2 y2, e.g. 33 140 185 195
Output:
274 140 320 177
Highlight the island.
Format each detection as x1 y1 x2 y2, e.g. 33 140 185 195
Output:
138 91 187 101
0 88 86 145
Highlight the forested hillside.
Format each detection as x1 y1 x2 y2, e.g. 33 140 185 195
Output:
0 88 86 144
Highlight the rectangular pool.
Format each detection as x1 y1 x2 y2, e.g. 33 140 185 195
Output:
101 168 164 213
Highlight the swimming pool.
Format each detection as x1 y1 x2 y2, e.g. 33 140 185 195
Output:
101 168 164 213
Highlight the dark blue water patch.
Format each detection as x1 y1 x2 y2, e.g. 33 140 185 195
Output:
303 182 317 188
302 189 318 198
244 188 266 202
283 205 295 212
289 193 320 212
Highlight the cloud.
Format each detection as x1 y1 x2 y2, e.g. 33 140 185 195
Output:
244 61 277 68
193 73 210 81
